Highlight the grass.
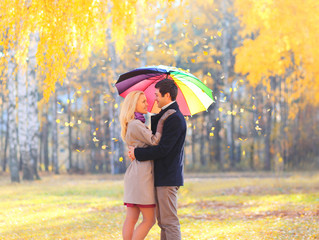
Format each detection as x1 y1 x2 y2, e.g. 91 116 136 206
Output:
0 172 318 239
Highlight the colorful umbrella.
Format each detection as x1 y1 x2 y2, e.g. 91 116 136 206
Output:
115 65 214 116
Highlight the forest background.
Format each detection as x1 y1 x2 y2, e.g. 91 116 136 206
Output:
1 0 319 182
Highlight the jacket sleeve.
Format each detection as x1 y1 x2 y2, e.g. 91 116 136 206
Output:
135 114 183 161
131 121 162 146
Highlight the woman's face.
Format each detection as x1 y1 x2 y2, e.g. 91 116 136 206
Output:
135 94 148 114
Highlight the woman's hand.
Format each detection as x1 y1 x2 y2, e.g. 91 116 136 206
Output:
156 109 176 133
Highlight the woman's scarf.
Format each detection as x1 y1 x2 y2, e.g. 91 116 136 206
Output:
134 112 146 123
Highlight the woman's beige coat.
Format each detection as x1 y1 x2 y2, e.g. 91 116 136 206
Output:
123 119 161 205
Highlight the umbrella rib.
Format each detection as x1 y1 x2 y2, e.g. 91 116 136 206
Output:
172 75 212 115
175 83 192 115
173 71 213 98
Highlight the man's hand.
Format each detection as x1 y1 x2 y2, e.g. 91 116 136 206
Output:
128 146 136 161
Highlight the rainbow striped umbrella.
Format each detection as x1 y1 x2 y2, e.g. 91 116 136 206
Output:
115 65 214 116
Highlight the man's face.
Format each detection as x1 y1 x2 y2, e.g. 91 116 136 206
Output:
155 88 170 108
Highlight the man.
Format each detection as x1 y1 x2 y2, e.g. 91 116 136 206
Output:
128 79 186 240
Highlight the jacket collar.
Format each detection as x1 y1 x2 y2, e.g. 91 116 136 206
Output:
161 101 176 111
152 101 179 120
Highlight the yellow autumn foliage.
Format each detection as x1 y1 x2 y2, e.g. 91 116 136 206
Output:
234 0 319 116
0 0 175 101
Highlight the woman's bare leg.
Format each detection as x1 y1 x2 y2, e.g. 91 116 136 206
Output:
123 206 140 240
132 207 156 240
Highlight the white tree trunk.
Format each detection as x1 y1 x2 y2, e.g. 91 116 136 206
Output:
18 58 33 180
27 32 40 179
7 50 20 182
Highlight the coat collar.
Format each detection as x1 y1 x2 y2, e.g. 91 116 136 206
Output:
152 101 180 121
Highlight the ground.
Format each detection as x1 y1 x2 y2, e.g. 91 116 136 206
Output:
0 172 318 239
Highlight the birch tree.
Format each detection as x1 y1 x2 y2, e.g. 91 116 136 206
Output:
7 50 20 182
234 0 319 169
27 32 40 179
17 59 33 180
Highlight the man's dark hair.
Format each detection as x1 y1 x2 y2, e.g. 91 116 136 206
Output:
155 79 178 101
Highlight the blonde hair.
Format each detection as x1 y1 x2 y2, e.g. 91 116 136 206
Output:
120 91 145 142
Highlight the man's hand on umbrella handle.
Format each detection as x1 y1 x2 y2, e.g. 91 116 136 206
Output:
128 146 136 161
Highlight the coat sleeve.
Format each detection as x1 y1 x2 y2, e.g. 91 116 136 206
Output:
130 121 161 146
134 114 184 161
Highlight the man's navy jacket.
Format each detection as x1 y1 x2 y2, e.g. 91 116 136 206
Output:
134 102 186 187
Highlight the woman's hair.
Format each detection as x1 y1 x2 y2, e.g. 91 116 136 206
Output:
119 90 145 142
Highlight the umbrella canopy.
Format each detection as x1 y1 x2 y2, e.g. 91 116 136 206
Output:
115 65 214 116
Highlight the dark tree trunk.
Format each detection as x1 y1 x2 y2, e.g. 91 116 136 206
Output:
90 97 97 173
211 79 222 170
264 103 272 171
2 109 9 172
250 142 255 170
199 115 207 166
206 112 214 167
236 89 242 165
67 86 73 170
214 118 222 170
191 117 196 168
104 114 111 173
229 91 235 169
52 92 59 174
43 110 49 172
39 131 43 172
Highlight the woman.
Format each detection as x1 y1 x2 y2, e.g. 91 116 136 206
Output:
119 90 174 240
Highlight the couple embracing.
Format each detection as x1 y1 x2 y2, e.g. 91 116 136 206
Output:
119 79 187 240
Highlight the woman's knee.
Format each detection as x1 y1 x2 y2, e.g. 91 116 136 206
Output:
140 208 156 227
126 216 138 224
125 214 139 225
141 218 155 229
